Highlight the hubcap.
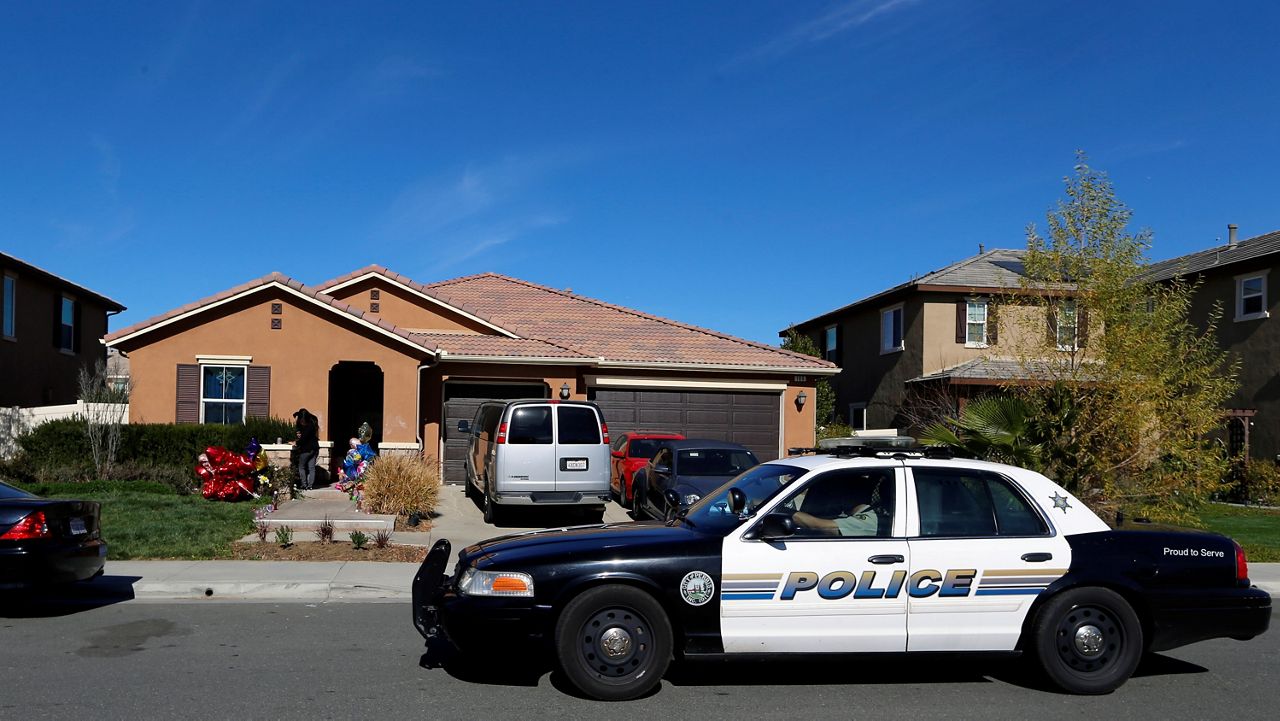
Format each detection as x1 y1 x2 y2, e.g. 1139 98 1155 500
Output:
600 627 633 659
1074 624 1104 656
580 607 650 681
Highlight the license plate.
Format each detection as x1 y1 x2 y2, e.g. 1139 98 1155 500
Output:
69 517 87 535
564 458 588 471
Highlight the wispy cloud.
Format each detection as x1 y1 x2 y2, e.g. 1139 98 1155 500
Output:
90 135 122 198
50 136 136 248
727 0 921 69
220 52 305 141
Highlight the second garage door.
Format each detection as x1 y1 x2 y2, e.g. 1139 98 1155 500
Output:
589 388 780 462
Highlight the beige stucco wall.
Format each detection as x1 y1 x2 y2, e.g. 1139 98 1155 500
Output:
326 278 494 334
920 299 1060 375
116 288 428 444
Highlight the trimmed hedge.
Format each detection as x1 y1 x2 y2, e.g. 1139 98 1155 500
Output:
12 479 176 497
16 417 296 470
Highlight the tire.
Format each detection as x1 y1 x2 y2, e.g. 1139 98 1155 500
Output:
618 477 633 510
554 585 673 701
581 506 606 524
481 477 499 525
1032 587 1143 695
631 475 647 520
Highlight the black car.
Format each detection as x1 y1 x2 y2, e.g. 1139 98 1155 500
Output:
632 439 757 520
0 480 106 591
412 450 1270 701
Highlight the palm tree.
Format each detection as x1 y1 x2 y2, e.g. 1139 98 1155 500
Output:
920 394 1044 469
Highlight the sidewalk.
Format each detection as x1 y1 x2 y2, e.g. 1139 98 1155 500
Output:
53 483 1280 603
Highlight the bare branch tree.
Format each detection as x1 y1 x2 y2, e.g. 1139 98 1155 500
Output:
78 359 131 478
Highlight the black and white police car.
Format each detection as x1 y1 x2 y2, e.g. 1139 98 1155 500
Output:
412 446 1271 701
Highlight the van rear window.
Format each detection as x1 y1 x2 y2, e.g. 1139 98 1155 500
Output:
508 406 553 444
557 406 601 444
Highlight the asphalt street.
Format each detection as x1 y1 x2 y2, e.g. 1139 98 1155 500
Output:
1 601 1275 720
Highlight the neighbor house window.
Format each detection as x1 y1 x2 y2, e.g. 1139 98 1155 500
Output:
966 298 988 346
881 304 904 353
1236 272 1268 321
59 295 75 352
1056 300 1078 351
202 365 246 424
849 403 867 431
824 325 838 362
2 274 14 339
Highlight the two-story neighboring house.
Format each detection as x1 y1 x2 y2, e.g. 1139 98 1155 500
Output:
1143 225 1280 461
0 252 126 407
783 248 1085 432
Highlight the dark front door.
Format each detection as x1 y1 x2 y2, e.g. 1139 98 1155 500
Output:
328 362 384 481
441 381 548 484
589 388 781 461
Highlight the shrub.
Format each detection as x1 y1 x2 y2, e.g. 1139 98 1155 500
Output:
275 525 294 547
314 516 335 543
360 454 441 517
17 417 296 469
372 528 393 549
349 530 369 550
255 520 270 542
1236 459 1280 506
11 479 176 497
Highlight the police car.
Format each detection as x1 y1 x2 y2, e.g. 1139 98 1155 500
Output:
412 446 1271 701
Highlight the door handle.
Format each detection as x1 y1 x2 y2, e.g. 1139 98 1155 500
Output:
868 554 905 565
1021 553 1053 563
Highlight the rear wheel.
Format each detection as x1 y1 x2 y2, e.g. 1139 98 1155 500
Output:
555 585 673 701
481 477 500 525
1032 587 1143 694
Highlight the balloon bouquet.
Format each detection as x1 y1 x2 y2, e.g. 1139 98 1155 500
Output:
195 438 266 502
333 422 376 508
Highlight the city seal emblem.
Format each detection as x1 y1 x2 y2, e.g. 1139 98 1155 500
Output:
680 570 715 606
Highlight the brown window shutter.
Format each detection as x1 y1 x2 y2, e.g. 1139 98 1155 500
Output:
955 300 966 344
988 302 999 345
176 364 200 423
1078 306 1089 348
1047 304 1059 345
247 365 271 418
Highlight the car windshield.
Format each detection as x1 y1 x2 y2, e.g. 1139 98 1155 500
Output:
679 463 807 535
0 480 35 500
676 448 757 476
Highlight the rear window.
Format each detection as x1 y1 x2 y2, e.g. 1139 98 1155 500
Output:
627 439 665 459
914 468 1048 537
557 406 601 444
677 448 757 476
508 405 553 444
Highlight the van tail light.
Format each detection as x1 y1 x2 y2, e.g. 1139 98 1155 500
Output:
496 422 508 444
0 510 52 540
1235 541 1249 584
600 422 609 445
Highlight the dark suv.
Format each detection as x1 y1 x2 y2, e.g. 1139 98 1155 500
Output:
632 439 758 520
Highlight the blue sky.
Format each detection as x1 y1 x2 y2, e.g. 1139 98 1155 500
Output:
2 1 1278 344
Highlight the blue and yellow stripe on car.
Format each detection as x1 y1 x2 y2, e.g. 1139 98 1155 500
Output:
975 568 1068 596
722 573 783 600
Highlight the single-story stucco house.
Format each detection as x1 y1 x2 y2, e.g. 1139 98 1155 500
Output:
104 266 836 482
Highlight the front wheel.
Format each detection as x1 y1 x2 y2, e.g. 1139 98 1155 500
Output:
554 585 673 701
1032 587 1143 694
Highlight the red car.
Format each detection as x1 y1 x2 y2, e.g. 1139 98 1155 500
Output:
609 431 684 508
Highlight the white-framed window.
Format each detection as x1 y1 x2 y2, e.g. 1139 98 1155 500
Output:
1056 299 1078 351
881 304 904 354
1236 271 1269 321
823 325 838 362
201 365 246 424
2 273 15 339
848 402 868 431
966 298 988 347
58 295 75 352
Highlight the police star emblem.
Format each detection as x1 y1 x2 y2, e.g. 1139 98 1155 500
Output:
1049 492 1072 514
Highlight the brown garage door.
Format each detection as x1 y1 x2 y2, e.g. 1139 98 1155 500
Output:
442 382 548 484
589 388 780 462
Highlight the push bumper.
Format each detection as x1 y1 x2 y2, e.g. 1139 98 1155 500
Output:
1147 585 1271 652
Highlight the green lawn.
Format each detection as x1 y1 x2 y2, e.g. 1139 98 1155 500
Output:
1199 503 1280 563
18 482 262 559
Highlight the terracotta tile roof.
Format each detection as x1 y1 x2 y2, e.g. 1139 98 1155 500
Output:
0 251 125 311
103 271 430 352
411 332 589 359
422 272 834 370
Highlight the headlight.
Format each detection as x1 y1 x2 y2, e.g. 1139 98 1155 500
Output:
683 493 701 506
457 568 535 597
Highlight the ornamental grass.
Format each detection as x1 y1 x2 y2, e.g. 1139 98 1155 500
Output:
360 453 440 517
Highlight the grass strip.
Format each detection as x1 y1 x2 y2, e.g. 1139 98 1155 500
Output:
43 490 261 559
1198 503 1280 563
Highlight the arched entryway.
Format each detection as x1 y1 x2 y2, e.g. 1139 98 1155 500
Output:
328 361 385 481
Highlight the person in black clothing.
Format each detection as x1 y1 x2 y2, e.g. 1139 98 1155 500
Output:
293 408 320 490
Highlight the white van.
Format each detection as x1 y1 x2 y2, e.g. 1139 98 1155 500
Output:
459 400 611 524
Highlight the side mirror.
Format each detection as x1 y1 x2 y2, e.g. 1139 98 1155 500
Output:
611 450 625 459
727 487 747 515
663 488 682 510
757 512 797 540
653 464 672 475
456 420 471 435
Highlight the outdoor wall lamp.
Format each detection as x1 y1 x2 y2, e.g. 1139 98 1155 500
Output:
560 382 571 400
796 391 808 410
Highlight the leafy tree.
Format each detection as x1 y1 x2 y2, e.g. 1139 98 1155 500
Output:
1008 153 1238 523
781 329 836 427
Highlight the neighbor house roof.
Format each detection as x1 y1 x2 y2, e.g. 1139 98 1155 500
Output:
1142 229 1280 283
784 248 1033 332
106 267 835 373
908 357 1103 386
0 252 126 312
